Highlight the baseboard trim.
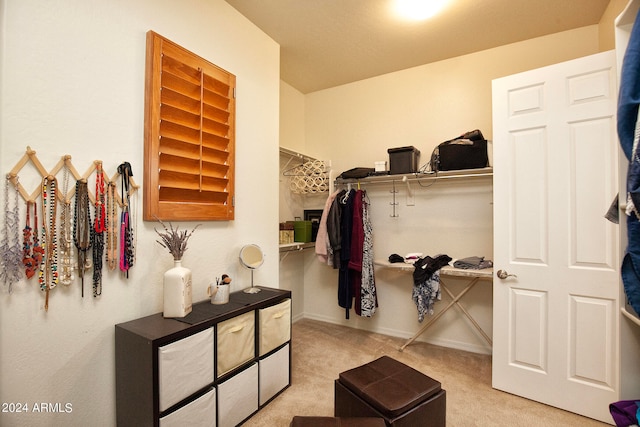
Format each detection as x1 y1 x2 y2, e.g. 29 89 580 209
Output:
296 313 492 355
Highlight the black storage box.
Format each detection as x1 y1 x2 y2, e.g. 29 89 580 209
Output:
387 146 420 175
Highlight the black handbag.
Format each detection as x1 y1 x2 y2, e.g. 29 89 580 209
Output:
338 167 375 179
430 129 489 172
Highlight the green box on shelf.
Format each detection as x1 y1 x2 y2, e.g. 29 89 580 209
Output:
294 221 312 243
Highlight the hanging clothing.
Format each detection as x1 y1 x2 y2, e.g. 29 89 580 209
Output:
412 255 452 322
327 190 346 269
346 190 377 317
321 188 377 318
338 189 356 318
348 190 365 315
619 6 640 316
412 271 441 323
315 189 341 265
360 191 377 317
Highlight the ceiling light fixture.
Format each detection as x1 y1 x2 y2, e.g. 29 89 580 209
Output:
393 0 450 21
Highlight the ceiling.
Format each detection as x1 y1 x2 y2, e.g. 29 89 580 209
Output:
224 0 610 94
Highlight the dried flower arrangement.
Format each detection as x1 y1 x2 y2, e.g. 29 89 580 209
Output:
154 219 201 261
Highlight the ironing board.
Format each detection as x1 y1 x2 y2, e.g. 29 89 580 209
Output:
373 260 493 351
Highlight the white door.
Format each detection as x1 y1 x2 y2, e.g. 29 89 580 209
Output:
492 51 620 423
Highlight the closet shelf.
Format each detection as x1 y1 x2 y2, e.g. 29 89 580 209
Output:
279 146 320 163
279 242 315 253
335 167 493 186
280 146 330 194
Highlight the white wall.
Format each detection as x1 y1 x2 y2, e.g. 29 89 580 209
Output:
280 82 307 155
279 82 307 224
0 0 280 426
279 82 306 319
296 26 602 354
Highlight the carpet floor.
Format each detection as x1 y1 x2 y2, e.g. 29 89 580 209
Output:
243 318 611 427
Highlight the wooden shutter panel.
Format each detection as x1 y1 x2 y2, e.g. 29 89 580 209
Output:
144 31 235 221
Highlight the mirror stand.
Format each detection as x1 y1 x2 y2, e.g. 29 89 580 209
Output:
239 244 264 294
244 269 261 294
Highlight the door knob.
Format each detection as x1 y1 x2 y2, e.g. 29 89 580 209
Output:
496 269 517 280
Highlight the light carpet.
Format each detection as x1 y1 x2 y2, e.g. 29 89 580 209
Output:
243 319 610 427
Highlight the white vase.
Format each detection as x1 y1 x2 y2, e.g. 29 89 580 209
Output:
163 259 193 318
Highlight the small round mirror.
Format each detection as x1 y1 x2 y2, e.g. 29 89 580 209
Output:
239 244 264 293
239 244 264 269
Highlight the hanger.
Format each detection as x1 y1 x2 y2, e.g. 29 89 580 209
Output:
282 162 306 177
282 159 329 177
341 187 355 204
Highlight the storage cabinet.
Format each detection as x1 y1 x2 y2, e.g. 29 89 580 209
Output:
115 287 291 427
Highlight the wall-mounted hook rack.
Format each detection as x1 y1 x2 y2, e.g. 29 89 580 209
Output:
6 146 138 208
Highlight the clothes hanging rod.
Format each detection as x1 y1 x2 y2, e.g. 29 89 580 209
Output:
335 168 493 186
279 242 314 250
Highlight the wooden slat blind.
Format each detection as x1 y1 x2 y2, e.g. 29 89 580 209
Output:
144 31 235 221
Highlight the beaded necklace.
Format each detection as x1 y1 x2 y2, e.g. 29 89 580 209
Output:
1 176 22 293
22 201 36 279
31 202 44 277
130 186 138 267
92 164 106 297
59 166 75 285
74 180 92 298
105 181 118 271
39 175 58 311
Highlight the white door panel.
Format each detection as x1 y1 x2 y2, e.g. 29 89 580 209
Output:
492 51 619 423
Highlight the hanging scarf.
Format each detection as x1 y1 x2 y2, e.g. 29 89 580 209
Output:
412 255 452 322
118 162 134 277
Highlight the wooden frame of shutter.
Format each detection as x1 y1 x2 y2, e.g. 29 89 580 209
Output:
144 31 235 221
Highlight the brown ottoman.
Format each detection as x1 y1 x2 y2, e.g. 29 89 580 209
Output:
334 356 446 427
290 416 386 427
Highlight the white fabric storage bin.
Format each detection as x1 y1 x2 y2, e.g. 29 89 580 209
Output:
259 343 290 405
217 363 258 427
258 298 291 356
159 388 216 427
158 327 214 412
217 311 255 376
